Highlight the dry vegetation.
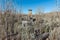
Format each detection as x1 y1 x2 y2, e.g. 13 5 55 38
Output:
49 27 60 40
0 10 60 40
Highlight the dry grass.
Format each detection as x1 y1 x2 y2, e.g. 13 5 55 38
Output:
48 27 60 40
0 11 60 40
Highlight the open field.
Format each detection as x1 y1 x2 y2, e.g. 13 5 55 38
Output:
0 11 60 40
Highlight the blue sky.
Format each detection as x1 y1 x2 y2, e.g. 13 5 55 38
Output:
0 0 60 14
